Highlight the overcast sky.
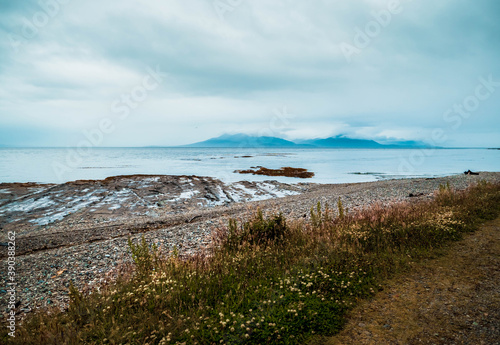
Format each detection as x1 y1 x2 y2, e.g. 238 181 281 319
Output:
0 0 499 147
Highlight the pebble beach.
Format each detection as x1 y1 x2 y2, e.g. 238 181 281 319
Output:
1 172 500 319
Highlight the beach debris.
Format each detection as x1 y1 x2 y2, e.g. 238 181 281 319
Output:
464 170 479 175
408 193 425 197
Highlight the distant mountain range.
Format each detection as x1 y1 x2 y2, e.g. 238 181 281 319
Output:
184 134 298 148
182 134 431 149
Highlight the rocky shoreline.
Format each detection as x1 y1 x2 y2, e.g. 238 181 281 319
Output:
1 172 500 319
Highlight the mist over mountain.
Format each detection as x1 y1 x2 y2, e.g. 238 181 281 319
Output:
183 134 430 148
184 134 299 148
295 136 384 148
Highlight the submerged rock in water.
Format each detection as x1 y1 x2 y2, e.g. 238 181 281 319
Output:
235 167 315 179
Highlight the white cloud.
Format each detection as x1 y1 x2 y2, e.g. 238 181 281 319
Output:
33 58 142 89
0 0 499 147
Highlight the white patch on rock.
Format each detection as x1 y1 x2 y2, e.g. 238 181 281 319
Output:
108 204 122 211
0 196 56 213
168 190 200 202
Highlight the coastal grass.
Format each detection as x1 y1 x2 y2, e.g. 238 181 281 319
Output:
3 182 500 344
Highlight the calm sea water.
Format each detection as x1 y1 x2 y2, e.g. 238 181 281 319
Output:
0 148 498 184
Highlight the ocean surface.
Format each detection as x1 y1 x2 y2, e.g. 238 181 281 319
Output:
0 148 499 185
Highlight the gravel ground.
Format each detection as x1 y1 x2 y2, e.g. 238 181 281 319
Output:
1 172 499 320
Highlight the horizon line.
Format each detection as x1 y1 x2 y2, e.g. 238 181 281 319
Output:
0 145 494 149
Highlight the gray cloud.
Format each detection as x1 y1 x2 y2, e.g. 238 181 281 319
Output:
0 0 499 147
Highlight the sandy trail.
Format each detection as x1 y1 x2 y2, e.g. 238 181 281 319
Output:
325 215 500 345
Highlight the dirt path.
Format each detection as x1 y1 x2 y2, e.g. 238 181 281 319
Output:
324 215 500 345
